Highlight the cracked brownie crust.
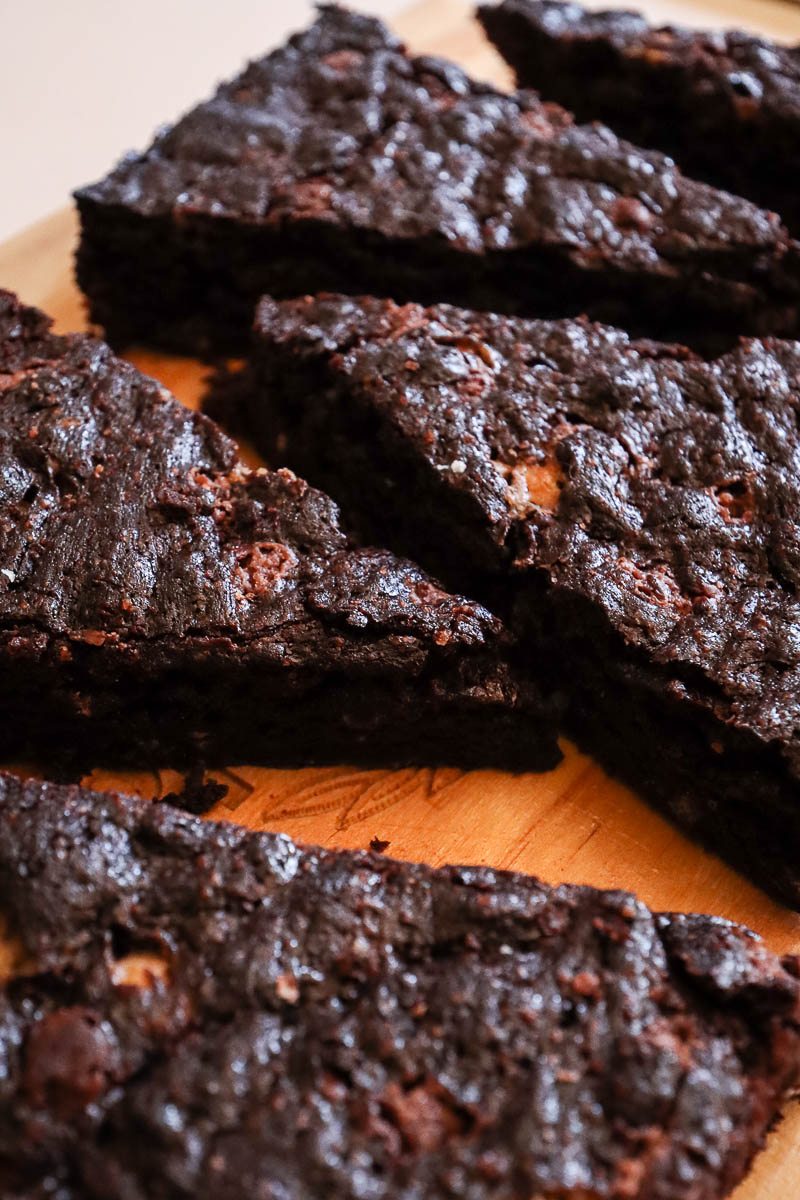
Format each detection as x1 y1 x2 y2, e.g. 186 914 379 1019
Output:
76 6 800 355
0 772 798 1198
479 0 800 234
213 291 800 905
0 289 558 775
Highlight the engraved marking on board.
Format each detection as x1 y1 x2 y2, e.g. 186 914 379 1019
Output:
258 766 465 831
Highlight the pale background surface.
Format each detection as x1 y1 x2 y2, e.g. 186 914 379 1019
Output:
0 0 407 241
3 0 800 241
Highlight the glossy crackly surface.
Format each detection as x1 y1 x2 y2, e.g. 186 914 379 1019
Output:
0 294 460 643
0 772 798 1199
220 291 800 902
248 291 800 741
479 0 800 231
76 6 800 353
77 4 775 261
0 289 556 773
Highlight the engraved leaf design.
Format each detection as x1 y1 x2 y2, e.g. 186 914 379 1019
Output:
261 765 465 831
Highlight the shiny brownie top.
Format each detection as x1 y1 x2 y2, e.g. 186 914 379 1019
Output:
484 0 800 122
0 289 502 667
77 6 789 275
0 772 798 1197
256 291 800 767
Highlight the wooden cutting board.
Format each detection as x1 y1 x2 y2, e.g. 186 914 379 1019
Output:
2 0 800 1192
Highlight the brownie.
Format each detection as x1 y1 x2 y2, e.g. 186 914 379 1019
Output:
1 771 799 1198
0 288 558 776
75 6 800 358
479 0 800 234
211 291 800 908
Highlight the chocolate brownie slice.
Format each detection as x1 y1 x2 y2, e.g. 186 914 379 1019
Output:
210 291 800 907
479 0 800 234
0 288 558 776
75 6 800 357
1 771 798 1198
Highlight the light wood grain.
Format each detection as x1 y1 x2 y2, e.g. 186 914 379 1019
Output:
1 2 800 1194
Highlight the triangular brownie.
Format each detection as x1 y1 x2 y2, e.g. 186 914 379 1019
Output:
479 0 800 234
0 771 798 1198
76 6 800 356
0 289 557 775
211 291 800 907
